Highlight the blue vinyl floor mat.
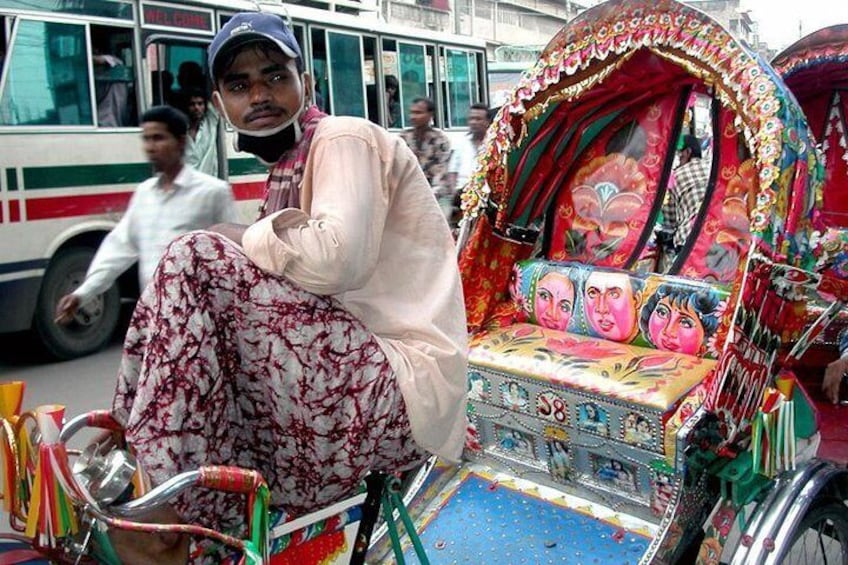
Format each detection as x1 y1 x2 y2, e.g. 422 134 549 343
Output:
403 473 650 564
0 541 51 564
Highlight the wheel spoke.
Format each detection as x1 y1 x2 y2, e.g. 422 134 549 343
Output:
780 503 848 565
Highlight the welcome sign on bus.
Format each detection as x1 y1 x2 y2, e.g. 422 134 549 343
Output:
143 5 213 32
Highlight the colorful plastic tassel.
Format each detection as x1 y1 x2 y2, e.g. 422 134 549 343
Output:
24 405 79 542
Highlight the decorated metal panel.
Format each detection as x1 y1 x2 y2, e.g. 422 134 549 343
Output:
465 364 666 466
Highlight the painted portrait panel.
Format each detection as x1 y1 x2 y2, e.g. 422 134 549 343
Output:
621 411 655 447
577 401 609 437
583 271 643 342
494 424 535 460
638 283 721 356
547 439 571 482
468 371 491 402
500 380 530 412
592 454 637 492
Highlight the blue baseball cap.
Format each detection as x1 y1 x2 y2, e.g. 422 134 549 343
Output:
208 12 303 80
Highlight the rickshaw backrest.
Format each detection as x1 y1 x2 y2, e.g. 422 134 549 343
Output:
510 259 730 359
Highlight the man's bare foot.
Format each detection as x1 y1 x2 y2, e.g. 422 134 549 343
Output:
105 505 189 565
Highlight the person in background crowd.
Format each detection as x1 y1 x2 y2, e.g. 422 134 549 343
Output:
54 105 237 328
658 134 711 258
93 49 132 127
446 103 493 226
184 88 221 177
103 12 467 563
400 97 452 213
173 60 206 111
385 74 401 128
824 329 848 404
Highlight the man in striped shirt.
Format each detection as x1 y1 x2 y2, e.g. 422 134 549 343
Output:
659 134 711 253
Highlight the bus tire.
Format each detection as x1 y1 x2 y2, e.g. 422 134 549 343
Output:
33 247 121 360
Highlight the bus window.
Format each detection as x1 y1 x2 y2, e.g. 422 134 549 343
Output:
399 43 425 119
0 19 92 126
311 28 329 114
442 47 480 128
91 25 137 127
311 27 368 119
0 16 8 77
361 35 378 124
384 40 433 128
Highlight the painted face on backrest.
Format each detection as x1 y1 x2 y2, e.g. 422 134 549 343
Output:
584 272 640 342
640 285 720 356
534 271 575 331
647 296 706 355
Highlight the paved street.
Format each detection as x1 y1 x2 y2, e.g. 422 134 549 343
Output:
0 329 124 536
0 330 124 425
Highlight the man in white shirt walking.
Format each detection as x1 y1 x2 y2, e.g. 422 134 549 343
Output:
446 103 492 227
54 105 237 326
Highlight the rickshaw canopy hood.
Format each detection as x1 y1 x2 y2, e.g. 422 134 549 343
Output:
463 0 822 268
774 25 848 230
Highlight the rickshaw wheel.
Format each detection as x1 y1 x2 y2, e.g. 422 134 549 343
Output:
781 499 848 565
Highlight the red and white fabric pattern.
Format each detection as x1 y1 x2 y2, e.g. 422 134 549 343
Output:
112 231 427 538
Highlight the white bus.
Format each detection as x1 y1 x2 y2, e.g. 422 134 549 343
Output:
0 0 488 359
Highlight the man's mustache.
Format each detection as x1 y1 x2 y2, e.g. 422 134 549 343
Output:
245 105 286 122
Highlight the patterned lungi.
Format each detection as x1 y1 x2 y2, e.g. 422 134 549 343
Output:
112 232 427 540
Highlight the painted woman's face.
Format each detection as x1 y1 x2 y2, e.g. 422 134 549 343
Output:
535 272 575 331
647 297 705 355
584 272 639 341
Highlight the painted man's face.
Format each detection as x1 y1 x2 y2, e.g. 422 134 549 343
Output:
584 272 639 341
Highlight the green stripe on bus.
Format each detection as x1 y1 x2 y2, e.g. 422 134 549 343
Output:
23 163 151 190
228 158 268 176
5 168 16 191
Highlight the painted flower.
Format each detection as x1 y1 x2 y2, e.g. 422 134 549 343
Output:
712 505 736 537
543 335 623 358
567 154 647 260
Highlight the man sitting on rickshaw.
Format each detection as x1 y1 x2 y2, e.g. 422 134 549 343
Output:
107 12 468 563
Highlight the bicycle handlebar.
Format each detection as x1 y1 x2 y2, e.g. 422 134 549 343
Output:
59 410 123 443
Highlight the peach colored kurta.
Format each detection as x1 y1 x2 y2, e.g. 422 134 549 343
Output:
242 117 468 461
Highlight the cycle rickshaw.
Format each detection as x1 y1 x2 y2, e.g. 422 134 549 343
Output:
3 1 848 564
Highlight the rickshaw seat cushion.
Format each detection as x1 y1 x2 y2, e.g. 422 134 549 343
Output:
468 323 715 411
508 259 729 360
